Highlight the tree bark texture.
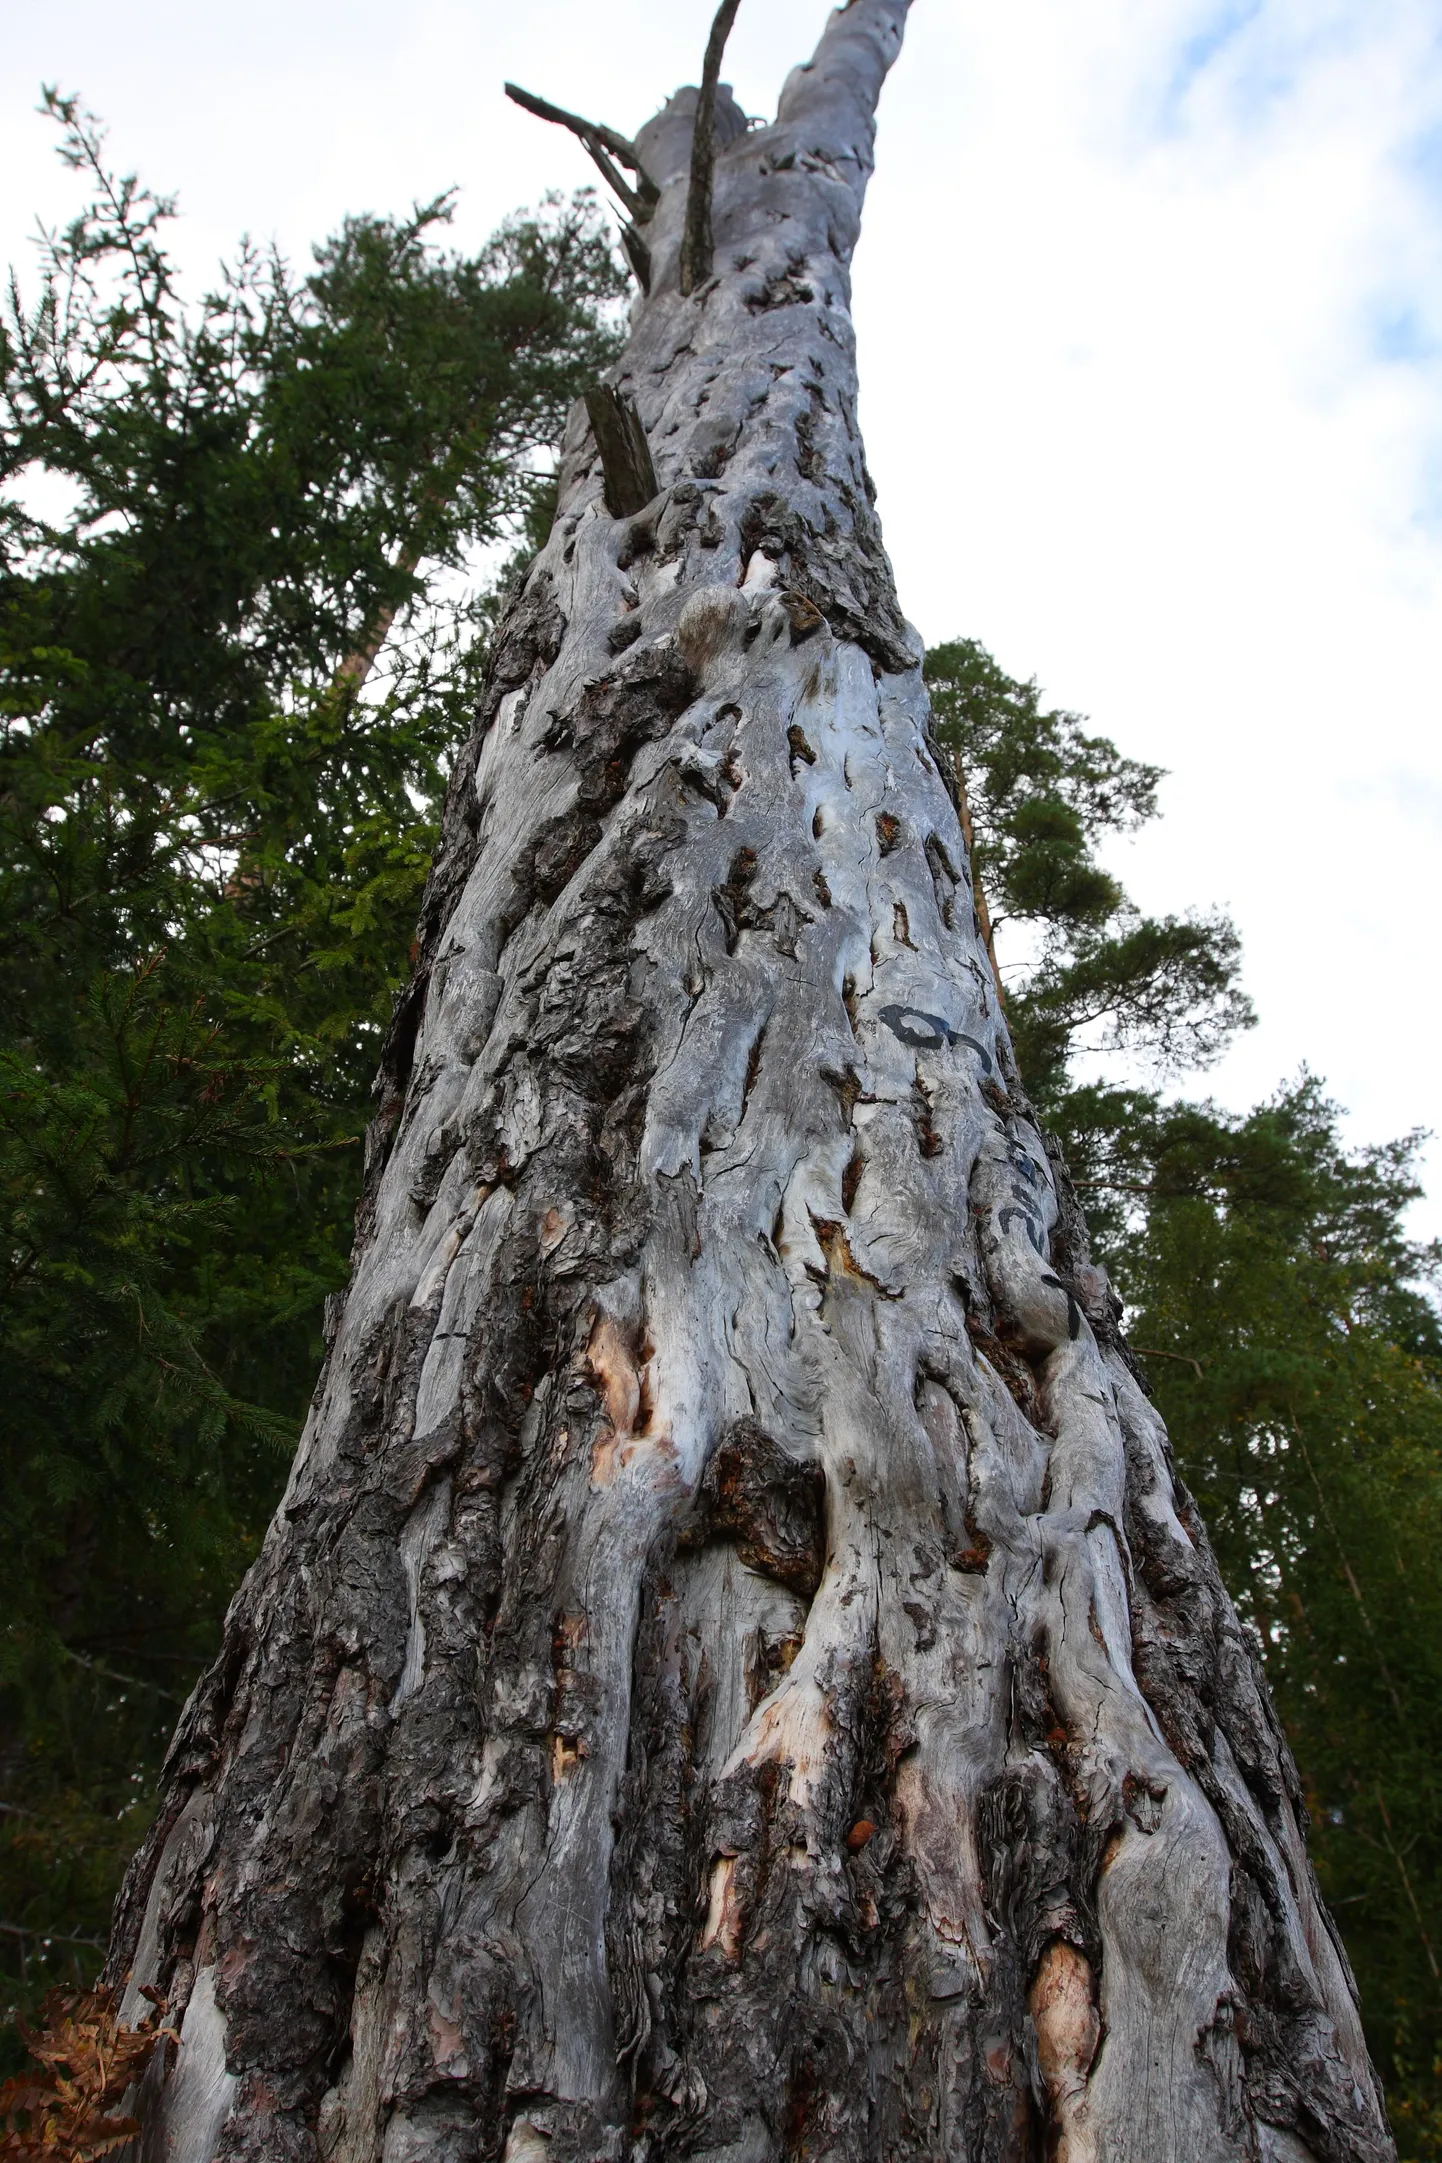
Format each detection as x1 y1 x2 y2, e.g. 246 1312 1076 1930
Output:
108 7 1395 2160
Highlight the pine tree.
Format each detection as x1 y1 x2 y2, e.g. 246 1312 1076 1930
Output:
97 10 1395 2159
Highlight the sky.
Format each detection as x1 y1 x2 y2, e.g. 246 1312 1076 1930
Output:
3 0 1440 1236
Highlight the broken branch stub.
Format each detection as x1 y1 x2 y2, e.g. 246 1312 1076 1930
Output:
583 384 659 518
680 0 743 297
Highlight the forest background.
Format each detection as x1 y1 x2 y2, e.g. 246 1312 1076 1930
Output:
5 0 1439 1252
2 68 1441 2162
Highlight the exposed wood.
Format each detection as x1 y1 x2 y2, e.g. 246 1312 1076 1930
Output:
583 384 660 519
107 6 1397 2160
679 0 743 297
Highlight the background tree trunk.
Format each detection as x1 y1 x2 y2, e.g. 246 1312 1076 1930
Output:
107 6 1395 2158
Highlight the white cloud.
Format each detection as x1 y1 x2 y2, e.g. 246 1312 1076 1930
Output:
857 0 1442 1235
3 0 1439 1232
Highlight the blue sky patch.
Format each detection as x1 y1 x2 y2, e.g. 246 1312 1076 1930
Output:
1403 121 1442 201
1165 0 1267 109
1372 306 1437 366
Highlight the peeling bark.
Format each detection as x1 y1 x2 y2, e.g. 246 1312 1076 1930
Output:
108 6 1395 2160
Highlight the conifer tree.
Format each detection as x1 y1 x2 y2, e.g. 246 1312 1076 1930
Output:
95 10 1396 2159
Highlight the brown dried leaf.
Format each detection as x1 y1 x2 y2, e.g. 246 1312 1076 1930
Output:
0 1984 168 2161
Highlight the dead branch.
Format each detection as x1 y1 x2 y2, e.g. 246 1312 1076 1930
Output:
680 0 743 296
1129 1345 1205 1379
504 84 659 227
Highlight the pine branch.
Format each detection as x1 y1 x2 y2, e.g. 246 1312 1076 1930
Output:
1128 1345 1205 1379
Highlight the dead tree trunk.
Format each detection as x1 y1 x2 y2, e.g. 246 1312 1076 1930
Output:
107 7 1395 2159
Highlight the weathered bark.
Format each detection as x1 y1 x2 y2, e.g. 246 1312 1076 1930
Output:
107 7 1396 2160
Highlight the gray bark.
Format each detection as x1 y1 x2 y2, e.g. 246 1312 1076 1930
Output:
107 6 1395 2160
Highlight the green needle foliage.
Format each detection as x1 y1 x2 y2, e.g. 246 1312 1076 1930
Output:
930 641 1442 2154
0 92 624 2034
926 636 1252 1103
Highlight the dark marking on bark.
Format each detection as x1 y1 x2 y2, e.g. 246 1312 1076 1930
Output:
682 1420 827 1597
966 1314 1042 1428
875 1002 998 1077
841 1147 865 1215
738 490 914 675
876 1003 964 1064
1039 1271 1082 1341
788 722 818 771
713 845 759 954
745 268 816 313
